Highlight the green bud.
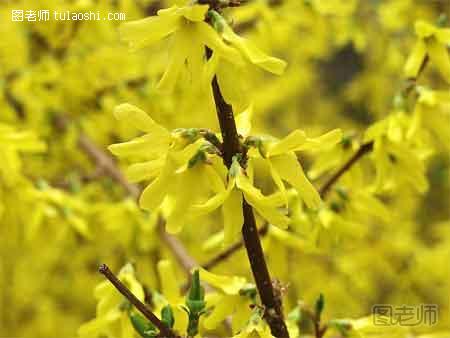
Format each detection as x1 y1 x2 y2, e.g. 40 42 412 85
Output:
129 313 157 338
436 14 448 27
161 304 175 328
207 10 226 33
229 156 241 178
239 284 257 301
186 270 206 314
315 293 325 319
335 187 349 201
188 150 207 168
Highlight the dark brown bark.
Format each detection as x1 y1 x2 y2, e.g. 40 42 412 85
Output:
99 264 179 338
319 141 374 198
208 47 289 336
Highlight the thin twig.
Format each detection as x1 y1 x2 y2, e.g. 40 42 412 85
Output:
318 141 374 198
99 264 179 338
202 223 269 270
158 221 197 274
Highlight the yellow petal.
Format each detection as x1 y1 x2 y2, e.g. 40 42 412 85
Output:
266 130 307 156
119 11 181 50
415 20 436 39
189 175 233 218
223 188 244 246
435 28 450 44
195 21 244 66
165 167 205 233
235 104 253 137
404 40 427 79
179 4 209 22
198 267 247 295
269 153 322 209
203 295 239 330
157 30 189 92
297 129 343 151
125 158 164 183
222 24 287 75
268 159 288 206
113 103 169 135
157 260 180 303
236 169 290 228
139 155 175 211
427 38 450 83
108 133 170 160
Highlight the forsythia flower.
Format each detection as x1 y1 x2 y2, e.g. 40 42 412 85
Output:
108 103 222 233
119 4 286 92
78 264 144 338
408 88 450 152
364 113 429 193
404 20 450 83
198 268 254 334
257 127 342 208
231 310 274 338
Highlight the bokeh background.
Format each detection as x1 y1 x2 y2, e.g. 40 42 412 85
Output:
0 0 449 337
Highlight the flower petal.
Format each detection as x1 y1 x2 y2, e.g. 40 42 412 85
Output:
404 40 427 79
223 188 244 246
195 21 244 66
427 38 450 84
125 158 164 183
269 153 322 209
119 11 181 50
113 103 169 135
198 267 247 295
266 130 307 157
235 104 253 138
222 24 287 75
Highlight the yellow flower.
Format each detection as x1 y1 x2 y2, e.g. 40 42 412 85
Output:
120 5 287 92
231 311 274 338
108 103 224 233
210 10 287 75
364 113 429 193
120 4 243 91
408 88 450 152
190 156 289 245
198 268 253 334
258 128 342 209
404 20 450 83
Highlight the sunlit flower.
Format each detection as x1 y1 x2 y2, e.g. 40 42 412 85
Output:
404 20 450 83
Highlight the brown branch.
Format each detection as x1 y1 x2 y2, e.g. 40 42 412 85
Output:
202 223 269 270
207 46 289 337
53 114 199 276
99 264 179 338
318 141 374 198
158 222 197 274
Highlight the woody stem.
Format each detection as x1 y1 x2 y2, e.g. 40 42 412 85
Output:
207 48 289 337
99 264 179 338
